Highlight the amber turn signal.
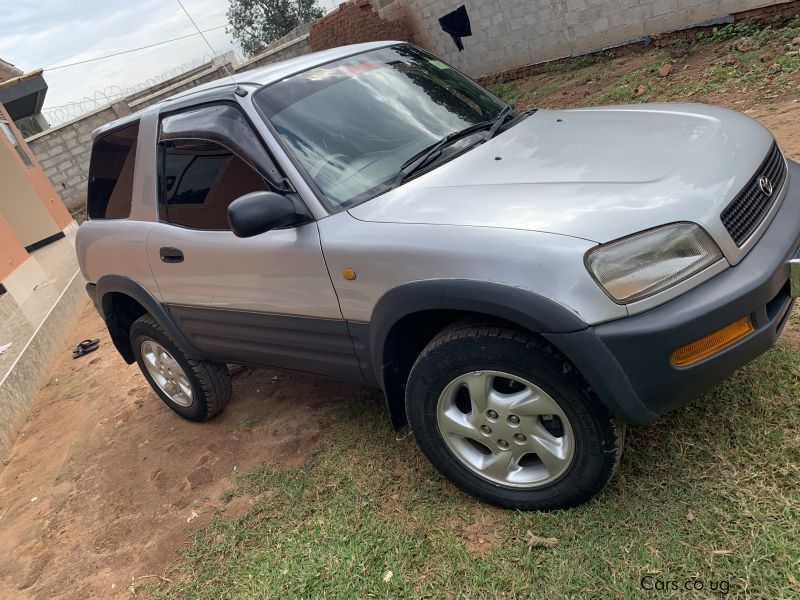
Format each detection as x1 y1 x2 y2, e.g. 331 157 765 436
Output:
670 316 753 367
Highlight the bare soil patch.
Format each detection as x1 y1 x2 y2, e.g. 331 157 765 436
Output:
0 304 368 599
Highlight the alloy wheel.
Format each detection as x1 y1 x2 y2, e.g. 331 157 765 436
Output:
436 370 575 488
141 339 194 407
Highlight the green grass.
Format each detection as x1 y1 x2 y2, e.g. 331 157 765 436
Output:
702 20 768 44
490 79 525 105
594 65 658 104
776 53 800 74
703 15 800 45
141 337 800 599
237 417 260 432
546 50 616 74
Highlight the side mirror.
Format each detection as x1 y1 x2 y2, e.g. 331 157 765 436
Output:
227 191 302 238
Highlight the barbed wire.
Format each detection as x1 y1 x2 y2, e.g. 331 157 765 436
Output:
41 53 227 125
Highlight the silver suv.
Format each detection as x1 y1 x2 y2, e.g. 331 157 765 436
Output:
76 42 800 510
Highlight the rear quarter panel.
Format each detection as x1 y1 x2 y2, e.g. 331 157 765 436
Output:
76 219 161 299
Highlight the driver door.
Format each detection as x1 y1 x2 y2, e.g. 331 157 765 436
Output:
146 103 361 380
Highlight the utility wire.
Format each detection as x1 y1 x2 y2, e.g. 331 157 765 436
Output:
175 0 236 82
45 25 227 71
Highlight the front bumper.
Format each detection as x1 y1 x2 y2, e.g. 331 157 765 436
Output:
546 159 800 424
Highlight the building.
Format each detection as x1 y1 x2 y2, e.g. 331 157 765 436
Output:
0 59 79 458
0 59 50 137
0 58 72 303
0 100 73 304
0 59 21 82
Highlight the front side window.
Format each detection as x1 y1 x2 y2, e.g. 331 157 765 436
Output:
158 139 268 230
87 122 139 219
254 45 505 209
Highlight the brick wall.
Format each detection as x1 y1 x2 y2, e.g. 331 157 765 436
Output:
373 0 796 78
0 59 22 84
234 30 312 72
310 0 412 52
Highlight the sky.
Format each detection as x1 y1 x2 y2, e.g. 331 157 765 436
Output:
0 0 338 120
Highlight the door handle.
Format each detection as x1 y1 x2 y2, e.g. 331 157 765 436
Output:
159 247 184 263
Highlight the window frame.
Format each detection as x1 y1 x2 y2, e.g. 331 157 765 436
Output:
86 119 141 220
157 137 270 231
155 102 297 232
0 116 34 168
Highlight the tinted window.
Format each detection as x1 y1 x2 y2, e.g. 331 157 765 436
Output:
87 123 139 219
158 139 267 230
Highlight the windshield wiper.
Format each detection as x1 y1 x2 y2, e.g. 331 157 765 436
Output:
392 107 513 187
484 105 512 141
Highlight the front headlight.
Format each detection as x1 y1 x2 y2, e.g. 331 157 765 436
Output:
585 222 722 303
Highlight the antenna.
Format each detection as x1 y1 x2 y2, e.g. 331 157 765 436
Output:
175 0 240 88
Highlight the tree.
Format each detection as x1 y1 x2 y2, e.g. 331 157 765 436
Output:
227 0 324 57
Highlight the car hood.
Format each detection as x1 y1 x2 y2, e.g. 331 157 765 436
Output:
348 104 777 261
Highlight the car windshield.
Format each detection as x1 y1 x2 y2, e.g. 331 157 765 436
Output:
253 45 506 209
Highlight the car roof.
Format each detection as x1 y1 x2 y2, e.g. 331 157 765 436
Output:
92 41 403 138
175 40 402 98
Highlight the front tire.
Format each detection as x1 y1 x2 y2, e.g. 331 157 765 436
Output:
130 314 231 422
405 322 623 510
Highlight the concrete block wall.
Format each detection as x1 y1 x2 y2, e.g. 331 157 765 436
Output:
129 63 238 111
373 0 794 78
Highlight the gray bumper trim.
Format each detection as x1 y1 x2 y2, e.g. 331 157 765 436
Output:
547 159 800 423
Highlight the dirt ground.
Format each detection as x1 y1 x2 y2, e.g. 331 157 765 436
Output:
3 50 800 600
752 101 800 161
0 303 373 598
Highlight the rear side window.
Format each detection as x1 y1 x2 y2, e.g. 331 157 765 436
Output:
87 122 139 219
158 139 268 230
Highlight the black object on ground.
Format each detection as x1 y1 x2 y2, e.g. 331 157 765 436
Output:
73 339 100 359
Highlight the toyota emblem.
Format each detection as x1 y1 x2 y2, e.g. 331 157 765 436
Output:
758 176 774 197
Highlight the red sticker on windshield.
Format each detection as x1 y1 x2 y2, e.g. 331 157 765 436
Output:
344 61 380 75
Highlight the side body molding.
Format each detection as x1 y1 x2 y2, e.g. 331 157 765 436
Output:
95 275 203 363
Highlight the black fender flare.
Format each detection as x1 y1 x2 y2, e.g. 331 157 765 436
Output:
368 279 655 425
367 279 588 384
95 275 202 363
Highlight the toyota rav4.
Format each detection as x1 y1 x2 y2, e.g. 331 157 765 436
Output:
76 42 800 510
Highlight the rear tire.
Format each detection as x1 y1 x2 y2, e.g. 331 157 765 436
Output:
405 322 623 510
130 314 231 422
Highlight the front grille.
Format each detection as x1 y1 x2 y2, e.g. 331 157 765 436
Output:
721 143 787 247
